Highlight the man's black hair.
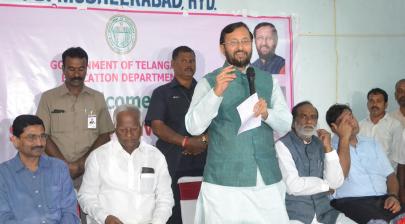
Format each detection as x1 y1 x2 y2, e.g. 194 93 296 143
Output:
172 46 195 60
219 22 253 45
62 47 88 67
12 115 44 138
326 104 352 128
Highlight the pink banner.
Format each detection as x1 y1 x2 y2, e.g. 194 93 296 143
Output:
0 4 293 162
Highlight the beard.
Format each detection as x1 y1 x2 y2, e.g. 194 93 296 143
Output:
224 49 252 68
295 124 317 139
257 45 275 59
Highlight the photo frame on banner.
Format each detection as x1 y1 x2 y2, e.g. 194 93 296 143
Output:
248 19 293 110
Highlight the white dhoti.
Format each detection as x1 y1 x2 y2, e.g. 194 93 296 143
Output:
194 168 289 224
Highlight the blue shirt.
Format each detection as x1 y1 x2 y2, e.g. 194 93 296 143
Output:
0 154 79 224
332 135 394 199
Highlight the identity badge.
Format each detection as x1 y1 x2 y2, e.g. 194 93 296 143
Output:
88 115 97 129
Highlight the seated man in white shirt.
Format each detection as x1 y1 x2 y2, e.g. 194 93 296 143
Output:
78 104 174 224
275 101 356 224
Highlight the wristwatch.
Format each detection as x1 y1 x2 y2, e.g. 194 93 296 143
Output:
201 134 208 144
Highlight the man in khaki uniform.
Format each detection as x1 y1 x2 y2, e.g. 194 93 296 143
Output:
36 47 114 188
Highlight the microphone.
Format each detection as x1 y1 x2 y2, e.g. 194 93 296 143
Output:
246 67 256 95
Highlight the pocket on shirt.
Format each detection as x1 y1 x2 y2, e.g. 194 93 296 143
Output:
46 186 62 209
50 112 74 133
139 173 156 194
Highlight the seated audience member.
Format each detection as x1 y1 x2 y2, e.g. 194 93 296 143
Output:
78 104 174 224
326 104 405 224
391 79 405 204
390 79 405 127
276 101 356 224
359 88 403 168
0 115 79 224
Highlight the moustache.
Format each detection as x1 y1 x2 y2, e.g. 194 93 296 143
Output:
234 51 247 56
184 67 194 72
303 126 315 130
31 146 44 151
295 124 317 138
371 106 380 110
71 77 84 81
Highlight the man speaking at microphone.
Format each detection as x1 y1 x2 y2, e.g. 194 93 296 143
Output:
185 22 292 223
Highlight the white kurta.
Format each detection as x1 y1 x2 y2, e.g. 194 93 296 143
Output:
359 114 405 166
390 109 405 128
185 75 292 224
275 140 344 196
275 139 357 224
78 136 174 224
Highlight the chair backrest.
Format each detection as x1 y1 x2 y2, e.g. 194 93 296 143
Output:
177 176 203 224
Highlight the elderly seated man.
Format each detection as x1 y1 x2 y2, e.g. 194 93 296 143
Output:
0 115 79 223
326 104 405 224
276 101 356 224
78 104 174 224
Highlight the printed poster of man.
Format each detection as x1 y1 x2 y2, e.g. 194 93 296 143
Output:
248 20 292 108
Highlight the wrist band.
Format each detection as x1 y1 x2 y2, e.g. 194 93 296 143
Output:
182 136 189 148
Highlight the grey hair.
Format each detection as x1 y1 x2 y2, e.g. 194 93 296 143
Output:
113 104 141 126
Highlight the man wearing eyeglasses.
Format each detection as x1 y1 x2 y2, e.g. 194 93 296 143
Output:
0 114 79 223
78 104 174 224
253 22 285 75
185 22 292 223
